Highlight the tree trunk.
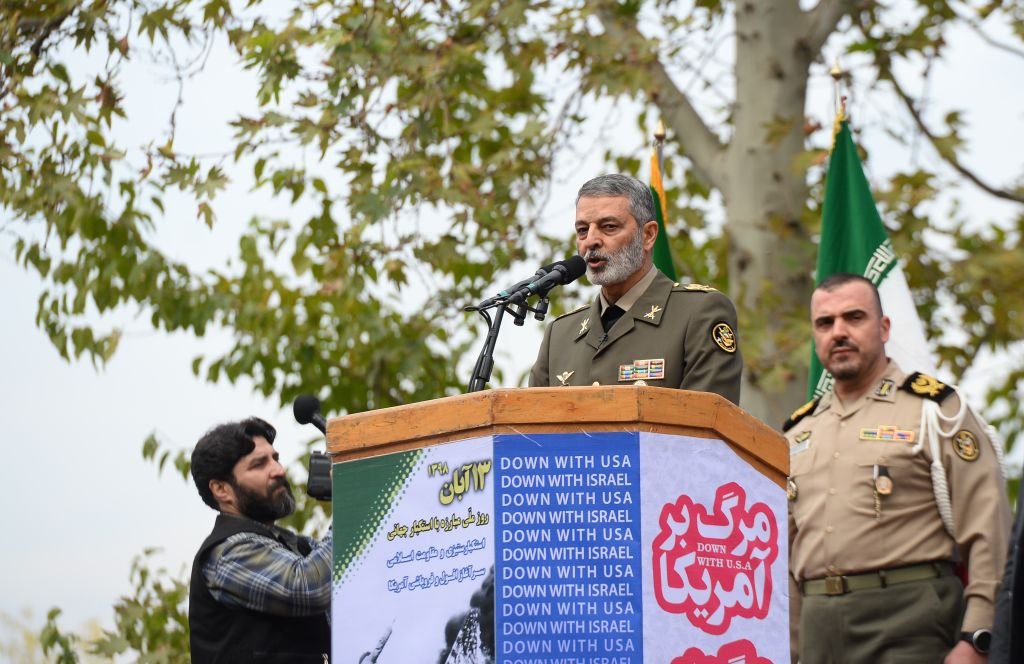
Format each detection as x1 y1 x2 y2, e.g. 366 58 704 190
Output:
726 0 817 424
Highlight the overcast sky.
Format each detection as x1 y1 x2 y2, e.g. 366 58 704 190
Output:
1 8 1022 644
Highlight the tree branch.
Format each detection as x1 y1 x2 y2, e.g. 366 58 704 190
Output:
888 72 1024 205
802 0 859 57
589 1 727 189
955 8 1024 60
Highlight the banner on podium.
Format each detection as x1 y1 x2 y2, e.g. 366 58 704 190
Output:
331 431 788 664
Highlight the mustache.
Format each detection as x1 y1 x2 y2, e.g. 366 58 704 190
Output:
829 339 858 353
584 249 610 262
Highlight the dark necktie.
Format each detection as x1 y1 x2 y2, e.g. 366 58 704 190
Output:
601 304 625 332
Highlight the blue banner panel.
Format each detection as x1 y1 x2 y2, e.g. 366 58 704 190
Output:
494 431 643 663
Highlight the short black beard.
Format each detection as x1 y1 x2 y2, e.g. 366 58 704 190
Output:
234 477 296 523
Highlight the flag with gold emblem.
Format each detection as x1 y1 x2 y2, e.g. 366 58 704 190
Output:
809 119 936 398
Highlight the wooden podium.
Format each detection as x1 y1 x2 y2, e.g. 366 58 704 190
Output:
327 386 789 664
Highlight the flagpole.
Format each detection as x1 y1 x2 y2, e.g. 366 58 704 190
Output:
654 119 666 175
830 61 847 148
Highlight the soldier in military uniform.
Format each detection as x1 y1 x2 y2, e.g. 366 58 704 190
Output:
528 173 742 404
785 273 1010 663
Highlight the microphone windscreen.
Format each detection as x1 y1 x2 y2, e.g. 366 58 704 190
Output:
560 255 587 282
293 394 322 425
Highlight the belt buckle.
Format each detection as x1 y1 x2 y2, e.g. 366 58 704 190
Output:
824 576 846 595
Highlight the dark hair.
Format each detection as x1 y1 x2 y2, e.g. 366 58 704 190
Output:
576 173 656 230
816 272 883 316
191 417 277 510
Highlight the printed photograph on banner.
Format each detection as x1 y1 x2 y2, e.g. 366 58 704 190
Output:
331 436 495 664
639 433 789 663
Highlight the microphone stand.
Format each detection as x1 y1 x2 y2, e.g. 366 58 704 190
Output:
466 296 550 392
467 304 505 392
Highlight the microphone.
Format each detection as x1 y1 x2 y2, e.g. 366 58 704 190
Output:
507 255 587 304
472 260 562 310
293 394 327 434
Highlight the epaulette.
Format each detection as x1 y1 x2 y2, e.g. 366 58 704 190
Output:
900 372 955 403
672 282 718 293
553 303 590 321
782 397 820 432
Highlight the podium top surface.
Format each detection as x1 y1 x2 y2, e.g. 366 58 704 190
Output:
327 386 788 486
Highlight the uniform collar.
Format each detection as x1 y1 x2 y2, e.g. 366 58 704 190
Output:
817 360 908 416
598 265 657 314
579 270 672 348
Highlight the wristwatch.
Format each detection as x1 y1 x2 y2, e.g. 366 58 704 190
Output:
959 629 992 654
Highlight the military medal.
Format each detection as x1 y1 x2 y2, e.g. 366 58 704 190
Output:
873 465 893 496
860 425 916 442
618 358 665 382
556 370 574 386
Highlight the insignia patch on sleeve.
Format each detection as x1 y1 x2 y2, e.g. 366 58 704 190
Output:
712 322 737 353
952 430 980 461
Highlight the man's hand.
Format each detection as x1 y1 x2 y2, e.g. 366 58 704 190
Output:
944 639 986 664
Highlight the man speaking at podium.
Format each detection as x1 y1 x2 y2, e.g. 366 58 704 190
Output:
529 173 742 403
188 417 331 663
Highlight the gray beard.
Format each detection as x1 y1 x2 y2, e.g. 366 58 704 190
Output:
586 231 645 285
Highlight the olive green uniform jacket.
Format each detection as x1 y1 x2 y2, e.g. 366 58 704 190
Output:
528 271 742 404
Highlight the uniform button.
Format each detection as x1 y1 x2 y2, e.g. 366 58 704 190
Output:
828 488 837 495
833 452 840 459
825 526 834 534
592 381 600 386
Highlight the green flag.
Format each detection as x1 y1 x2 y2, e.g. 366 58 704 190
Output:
809 120 935 398
650 148 677 280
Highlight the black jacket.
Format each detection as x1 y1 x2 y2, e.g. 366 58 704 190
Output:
991 490 1023 664
189 514 330 664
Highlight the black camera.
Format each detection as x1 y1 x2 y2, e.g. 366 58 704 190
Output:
307 450 332 501
293 394 332 502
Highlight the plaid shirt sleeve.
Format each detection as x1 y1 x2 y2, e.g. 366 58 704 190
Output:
202 528 333 617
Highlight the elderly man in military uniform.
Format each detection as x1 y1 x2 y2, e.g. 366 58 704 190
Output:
528 173 742 403
784 272 1010 663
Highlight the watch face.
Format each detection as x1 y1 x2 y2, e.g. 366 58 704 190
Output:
974 629 992 653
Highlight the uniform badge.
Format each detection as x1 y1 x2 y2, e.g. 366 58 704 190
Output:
556 370 574 386
618 359 665 382
682 283 717 292
578 318 590 335
790 431 811 456
909 373 947 398
711 322 737 353
643 305 662 320
875 378 895 398
787 478 798 501
860 425 916 443
952 430 980 461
